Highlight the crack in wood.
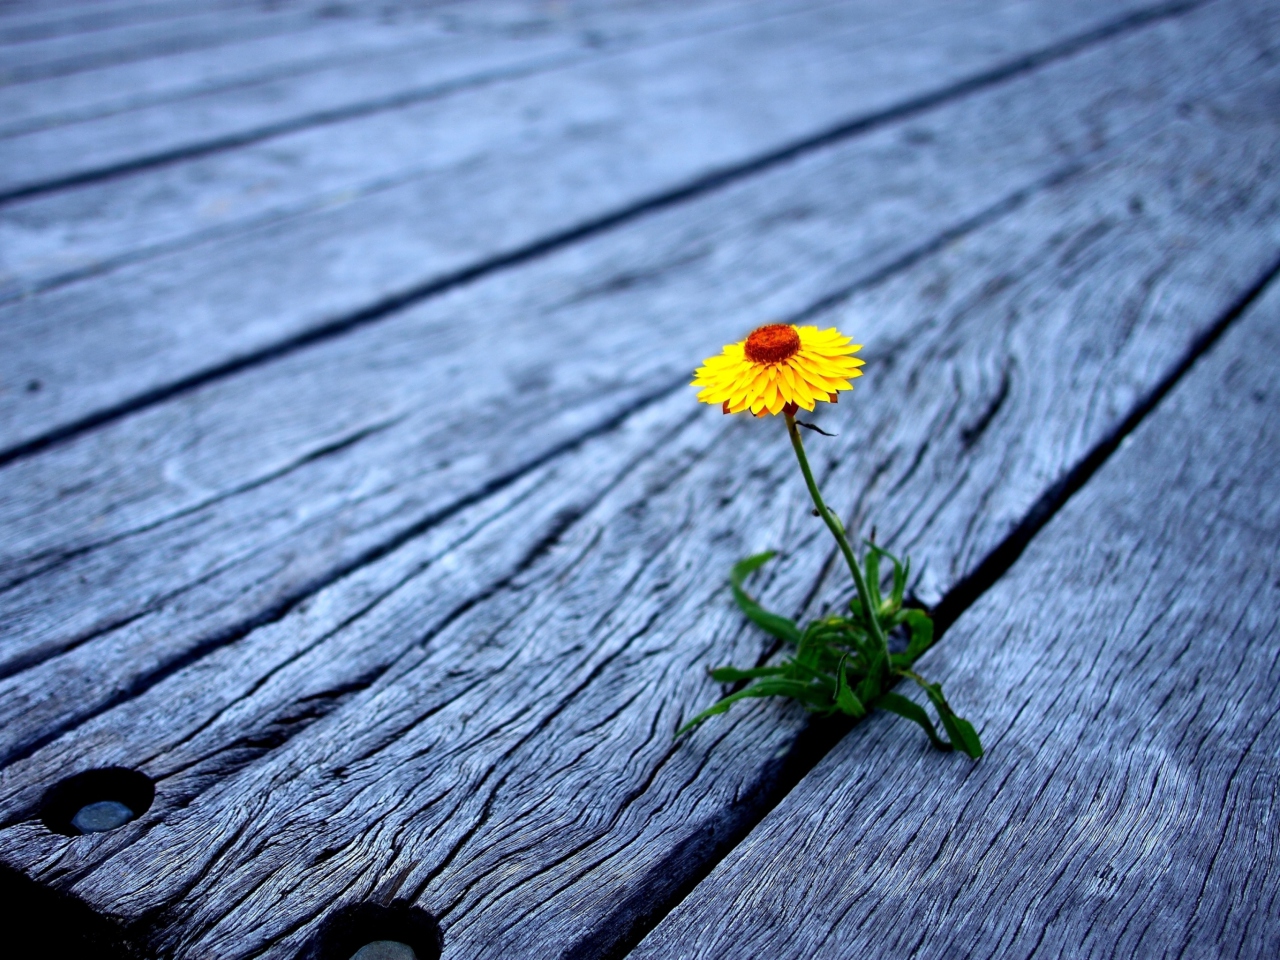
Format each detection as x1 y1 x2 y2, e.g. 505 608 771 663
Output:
0 0 1201 469
1 4 1276 957
931 252 1280 636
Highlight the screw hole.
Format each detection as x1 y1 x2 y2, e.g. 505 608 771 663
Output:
40 768 154 837
307 902 442 960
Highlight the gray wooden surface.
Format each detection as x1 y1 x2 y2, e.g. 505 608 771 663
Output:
629 221 1280 960
0 0 1176 453
0 1 1277 959
3 0 1268 764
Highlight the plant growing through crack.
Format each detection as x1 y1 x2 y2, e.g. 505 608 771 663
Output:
678 322 982 758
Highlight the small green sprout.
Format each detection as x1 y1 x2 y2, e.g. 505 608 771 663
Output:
677 547 981 759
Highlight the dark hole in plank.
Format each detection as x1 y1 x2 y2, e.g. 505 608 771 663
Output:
0 863 132 959
40 767 154 837
305 901 443 960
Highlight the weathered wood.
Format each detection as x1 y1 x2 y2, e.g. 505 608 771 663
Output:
0 0 930 199
0 0 345 85
628 239 1280 960
0 0 1268 769
0 0 273 34
0 5 508 139
0 1 235 39
1 9 1276 959
0 0 848 280
0 0 773 142
0 1 253 42
0 0 1182 452
0 1 280 36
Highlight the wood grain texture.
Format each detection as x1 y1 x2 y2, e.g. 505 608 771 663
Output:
628 229 1280 960
0 0 845 288
0 0 781 170
0 0 955 205
0 1 259 42
0 0 796 143
0 0 349 85
0 4 528 139
0 0 1271 769
0 0 1178 451
0 9 1277 958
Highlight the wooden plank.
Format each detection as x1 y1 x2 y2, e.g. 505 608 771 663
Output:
0 0 1190 454
0 1 346 84
0 0 846 204
0 0 1266 771
627 240 1280 960
0 0 967 305
0 0 258 40
0 0 868 196
0 7 497 138
0 0 770 141
1 8 1277 959
0 0 253 32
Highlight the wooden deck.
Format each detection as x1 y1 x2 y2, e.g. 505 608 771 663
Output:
0 1 1276 958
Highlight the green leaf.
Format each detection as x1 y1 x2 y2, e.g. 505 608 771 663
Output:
918 681 984 759
877 691 952 752
676 677 827 736
900 608 935 661
856 671 881 706
793 632 825 671
899 671 983 759
808 616 866 658
891 554 908 608
803 618 848 642
864 541 914 618
730 551 777 582
946 714 984 759
864 548 882 610
730 552 803 645
779 655 820 679
847 628 880 665
708 665 788 683
683 541 982 759
834 658 866 718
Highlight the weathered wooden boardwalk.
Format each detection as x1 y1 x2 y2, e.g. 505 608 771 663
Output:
0 1 1277 958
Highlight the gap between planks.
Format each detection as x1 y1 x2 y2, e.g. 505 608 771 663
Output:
0 1 362 86
0 0 896 294
0 0 1269 772
0 0 834 142
0 0 913 202
0 9 1276 956
626 239 1280 960
0 0 1202 467
615 254 1280 960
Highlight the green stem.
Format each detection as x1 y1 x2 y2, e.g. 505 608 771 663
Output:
784 412 891 673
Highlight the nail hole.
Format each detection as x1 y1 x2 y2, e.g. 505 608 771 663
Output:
40 768 154 837
307 902 442 960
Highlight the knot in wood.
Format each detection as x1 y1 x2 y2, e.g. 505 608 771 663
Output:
744 324 801 364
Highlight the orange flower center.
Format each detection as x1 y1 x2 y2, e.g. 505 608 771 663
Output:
743 324 801 364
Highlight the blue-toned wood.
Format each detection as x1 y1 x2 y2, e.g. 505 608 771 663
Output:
0 2 1276 959
0 0 1171 452
629 226 1280 960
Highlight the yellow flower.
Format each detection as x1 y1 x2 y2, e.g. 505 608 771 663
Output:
691 323 864 416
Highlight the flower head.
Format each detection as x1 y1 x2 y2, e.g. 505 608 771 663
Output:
691 323 864 416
